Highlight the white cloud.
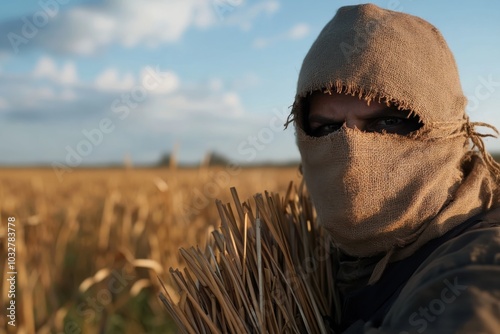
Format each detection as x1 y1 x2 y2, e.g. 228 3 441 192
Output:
140 67 179 94
94 68 135 91
33 57 79 84
1 0 281 55
287 23 310 40
224 1 280 30
150 89 245 122
62 9 116 55
33 57 57 78
60 62 78 84
3 62 248 124
221 92 244 114
253 22 310 48
30 0 218 55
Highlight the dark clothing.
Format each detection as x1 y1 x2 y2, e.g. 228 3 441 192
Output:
337 207 500 333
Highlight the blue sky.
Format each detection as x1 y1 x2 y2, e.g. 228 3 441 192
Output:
1 0 500 166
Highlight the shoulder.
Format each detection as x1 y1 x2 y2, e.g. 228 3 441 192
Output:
376 212 500 333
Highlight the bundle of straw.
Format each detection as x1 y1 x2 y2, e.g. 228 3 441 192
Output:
159 182 341 333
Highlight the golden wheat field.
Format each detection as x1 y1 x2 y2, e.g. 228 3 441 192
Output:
0 165 301 334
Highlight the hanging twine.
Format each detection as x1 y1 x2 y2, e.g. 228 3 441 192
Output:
463 117 500 180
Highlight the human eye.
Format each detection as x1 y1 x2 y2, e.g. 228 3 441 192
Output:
369 116 422 135
310 123 343 137
376 117 404 127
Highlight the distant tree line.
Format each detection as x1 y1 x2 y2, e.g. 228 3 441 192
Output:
157 151 231 167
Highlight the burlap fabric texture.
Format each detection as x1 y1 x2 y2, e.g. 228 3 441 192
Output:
291 4 500 283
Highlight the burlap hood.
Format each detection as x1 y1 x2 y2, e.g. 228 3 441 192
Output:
292 3 468 126
290 3 500 283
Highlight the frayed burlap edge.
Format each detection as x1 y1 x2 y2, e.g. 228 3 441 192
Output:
285 81 500 183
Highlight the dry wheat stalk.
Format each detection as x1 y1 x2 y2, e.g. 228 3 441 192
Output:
159 182 341 333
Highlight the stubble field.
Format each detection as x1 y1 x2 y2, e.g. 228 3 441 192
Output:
0 165 301 333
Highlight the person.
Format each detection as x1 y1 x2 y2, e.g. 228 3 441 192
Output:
287 3 500 333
